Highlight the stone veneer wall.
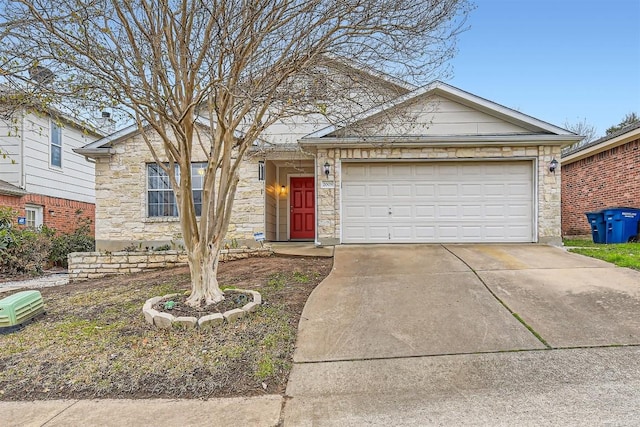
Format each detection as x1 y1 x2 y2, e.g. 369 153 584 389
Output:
94 130 264 251
68 248 272 281
316 145 562 245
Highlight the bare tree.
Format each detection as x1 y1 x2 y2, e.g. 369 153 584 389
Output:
0 0 471 306
563 118 598 148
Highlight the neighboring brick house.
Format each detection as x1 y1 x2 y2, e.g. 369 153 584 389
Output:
0 106 102 235
561 122 640 237
77 79 581 251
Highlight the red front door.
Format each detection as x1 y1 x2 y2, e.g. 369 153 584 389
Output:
290 177 315 239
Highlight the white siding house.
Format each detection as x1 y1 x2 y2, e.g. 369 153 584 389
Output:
0 107 102 233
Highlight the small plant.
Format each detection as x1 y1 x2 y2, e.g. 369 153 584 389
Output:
266 273 287 291
154 244 172 251
293 271 310 283
122 243 138 252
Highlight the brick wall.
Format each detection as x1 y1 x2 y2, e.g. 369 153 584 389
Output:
561 138 640 236
0 193 95 235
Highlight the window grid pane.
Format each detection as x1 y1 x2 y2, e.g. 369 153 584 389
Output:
147 162 207 218
51 122 62 167
26 209 36 228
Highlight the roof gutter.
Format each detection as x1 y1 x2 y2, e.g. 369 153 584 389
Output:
73 147 114 159
562 126 640 164
300 134 582 149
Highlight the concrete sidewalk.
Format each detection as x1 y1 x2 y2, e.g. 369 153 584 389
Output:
2 396 283 427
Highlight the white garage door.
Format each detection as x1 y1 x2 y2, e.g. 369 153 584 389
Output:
342 161 534 243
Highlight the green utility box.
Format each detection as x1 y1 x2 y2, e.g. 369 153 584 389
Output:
0 290 45 332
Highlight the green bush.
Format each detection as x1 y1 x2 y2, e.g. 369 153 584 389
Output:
0 207 54 275
0 207 95 274
49 215 95 267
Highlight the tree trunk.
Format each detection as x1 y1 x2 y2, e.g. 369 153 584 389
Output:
185 242 224 307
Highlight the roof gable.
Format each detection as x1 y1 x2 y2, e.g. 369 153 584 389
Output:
304 81 575 139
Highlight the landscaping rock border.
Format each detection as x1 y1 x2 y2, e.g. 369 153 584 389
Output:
142 289 262 329
68 248 272 281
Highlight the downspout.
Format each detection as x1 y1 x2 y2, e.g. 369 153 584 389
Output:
314 152 321 247
19 109 25 189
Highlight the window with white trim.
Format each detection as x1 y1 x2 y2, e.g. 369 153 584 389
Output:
147 163 206 217
50 121 62 168
25 205 43 228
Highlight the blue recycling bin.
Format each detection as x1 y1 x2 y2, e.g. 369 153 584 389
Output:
585 211 606 244
603 208 640 243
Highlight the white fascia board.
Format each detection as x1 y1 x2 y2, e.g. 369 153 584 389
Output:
562 127 640 164
73 147 114 157
79 123 140 150
300 134 582 149
77 115 267 155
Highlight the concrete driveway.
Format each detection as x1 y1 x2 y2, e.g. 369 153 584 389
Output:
285 244 640 425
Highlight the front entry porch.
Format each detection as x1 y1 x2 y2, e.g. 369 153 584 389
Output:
263 158 315 242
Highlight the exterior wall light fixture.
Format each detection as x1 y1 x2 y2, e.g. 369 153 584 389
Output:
258 160 265 181
549 158 558 173
323 161 331 178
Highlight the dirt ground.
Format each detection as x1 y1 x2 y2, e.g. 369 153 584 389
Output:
0 254 333 400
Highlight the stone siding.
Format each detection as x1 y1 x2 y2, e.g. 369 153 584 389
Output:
94 130 264 251
68 248 272 281
316 144 562 244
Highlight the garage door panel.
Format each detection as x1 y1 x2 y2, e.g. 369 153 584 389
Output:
415 226 436 238
484 184 507 196
344 205 366 219
438 184 459 197
391 226 413 239
508 183 530 196
342 161 533 243
415 205 435 219
460 226 482 239
461 205 483 218
368 184 389 197
391 205 412 218
391 185 412 197
415 184 435 197
344 183 367 197
369 206 389 218
438 205 459 218
369 226 390 240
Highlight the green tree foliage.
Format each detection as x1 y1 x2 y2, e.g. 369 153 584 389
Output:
606 112 639 135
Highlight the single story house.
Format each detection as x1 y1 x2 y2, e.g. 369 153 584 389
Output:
561 121 640 237
77 79 581 251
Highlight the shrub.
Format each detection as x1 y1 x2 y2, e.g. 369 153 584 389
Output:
49 215 95 267
0 207 53 275
0 207 95 274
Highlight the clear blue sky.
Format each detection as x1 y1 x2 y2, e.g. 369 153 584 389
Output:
447 0 640 137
